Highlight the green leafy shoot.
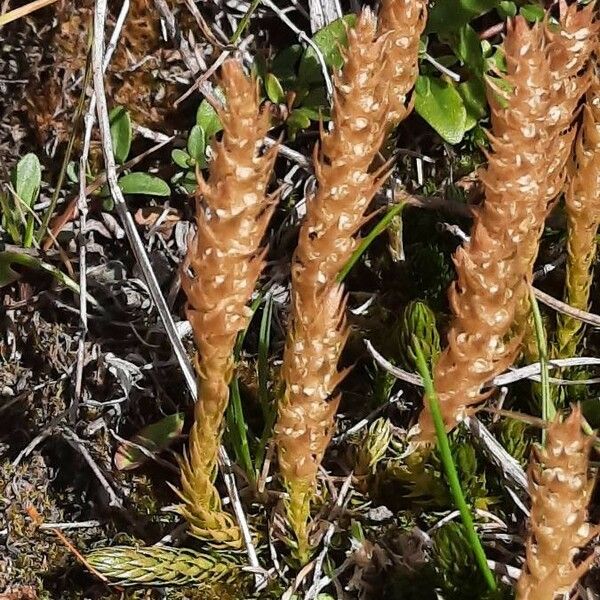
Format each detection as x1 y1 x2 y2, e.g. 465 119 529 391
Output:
427 0 500 34
187 125 207 167
255 293 275 473
226 292 266 481
196 92 224 140
413 337 497 592
228 374 255 479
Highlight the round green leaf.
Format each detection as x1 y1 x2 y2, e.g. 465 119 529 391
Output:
171 148 192 169
196 88 225 140
109 106 132 164
520 3 545 22
272 44 303 80
187 125 206 164
498 1 517 17
118 173 171 197
286 108 313 140
14 153 41 207
181 170 198 194
265 73 285 104
414 75 467 144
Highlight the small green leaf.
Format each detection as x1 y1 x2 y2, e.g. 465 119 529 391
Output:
458 78 487 130
498 0 517 17
272 44 303 81
171 148 192 169
66 161 79 183
300 87 330 119
414 76 467 144
114 413 185 470
196 89 225 140
520 3 544 22
298 15 357 85
118 173 171 196
14 153 41 207
445 24 485 75
286 108 313 140
187 125 206 165
252 54 269 83
109 106 132 164
181 170 198 194
427 0 500 34
265 73 285 104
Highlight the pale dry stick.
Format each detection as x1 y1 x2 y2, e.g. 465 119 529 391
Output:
27 506 111 585
466 416 528 500
332 390 403 444
73 101 94 419
40 520 101 530
90 0 260 577
152 0 202 75
74 0 130 419
366 339 600 388
175 34 255 107
62 427 123 508
133 124 171 143
422 53 460 82
0 0 58 26
533 286 600 328
305 474 353 600
308 0 342 32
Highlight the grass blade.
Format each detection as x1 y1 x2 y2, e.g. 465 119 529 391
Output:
226 292 266 481
529 286 555 441
337 201 404 283
413 337 497 592
255 294 275 472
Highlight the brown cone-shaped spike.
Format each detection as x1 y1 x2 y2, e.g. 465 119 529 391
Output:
556 77 600 358
514 3 597 358
377 0 427 126
276 8 419 563
516 407 599 600
416 16 589 441
178 60 278 547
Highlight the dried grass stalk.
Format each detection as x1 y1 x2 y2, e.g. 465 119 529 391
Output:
556 77 600 358
275 9 397 562
416 18 562 441
516 406 598 600
377 0 427 126
178 60 277 547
